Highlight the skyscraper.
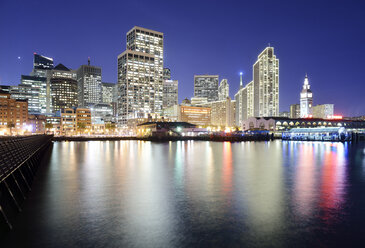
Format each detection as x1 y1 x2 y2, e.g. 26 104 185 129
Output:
33 54 54 71
10 75 47 114
253 47 279 117
117 26 164 125
101 82 115 104
50 64 78 113
235 80 254 126
77 59 102 108
31 53 54 114
194 75 219 102
218 79 229 100
163 80 178 108
300 74 313 117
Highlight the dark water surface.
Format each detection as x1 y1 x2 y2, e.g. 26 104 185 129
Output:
3 140 365 247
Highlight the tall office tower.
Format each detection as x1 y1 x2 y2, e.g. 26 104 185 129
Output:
163 80 178 108
77 59 102 108
10 75 47 114
117 26 164 125
50 64 78 113
253 47 279 117
290 104 300 118
163 68 171 80
235 81 254 127
101 82 115 104
194 75 219 102
300 74 313 117
33 53 54 71
31 53 54 114
218 79 229 100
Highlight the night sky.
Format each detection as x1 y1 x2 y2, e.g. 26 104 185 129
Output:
0 0 364 116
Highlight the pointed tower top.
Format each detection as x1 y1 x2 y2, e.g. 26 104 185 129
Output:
239 72 243 87
88 57 90 66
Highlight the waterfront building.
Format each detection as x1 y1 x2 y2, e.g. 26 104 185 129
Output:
202 97 235 127
127 113 167 134
50 64 78 113
180 105 211 126
234 81 254 127
194 75 219 102
163 68 171 80
76 108 92 133
90 103 114 124
218 79 229 101
290 104 301 118
118 26 164 126
300 74 313 117
253 47 279 117
312 104 334 119
45 116 61 135
60 108 76 135
162 104 211 126
241 116 365 131
137 121 197 138
10 75 47 114
0 91 28 134
28 114 46 133
163 80 178 108
77 59 102 108
101 82 115 104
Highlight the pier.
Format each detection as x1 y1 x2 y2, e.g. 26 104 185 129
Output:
0 135 53 232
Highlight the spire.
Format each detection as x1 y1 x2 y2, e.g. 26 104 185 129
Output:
239 72 243 87
88 57 90 66
304 74 309 85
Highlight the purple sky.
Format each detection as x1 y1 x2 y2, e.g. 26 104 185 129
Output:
0 0 364 116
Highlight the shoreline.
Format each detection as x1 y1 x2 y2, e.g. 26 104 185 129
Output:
52 135 274 142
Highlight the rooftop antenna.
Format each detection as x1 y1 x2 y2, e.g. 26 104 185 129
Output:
239 72 243 88
88 57 90 66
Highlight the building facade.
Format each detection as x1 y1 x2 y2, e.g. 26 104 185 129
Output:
218 79 229 101
300 75 313 117
162 104 211 126
60 108 76 135
194 75 219 102
101 82 115 104
50 64 78 113
290 104 301 118
0 91 28 134
163 80 178 108
31 54 54 114
77 61 102 108
10 75 47 114
118 26 164 126
253 47 279 117
28 114 46 133
234 81 254 127
76 108 92 132
203 97 235 127
312 104 334 119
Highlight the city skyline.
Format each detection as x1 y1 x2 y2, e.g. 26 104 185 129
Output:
0 0 364 116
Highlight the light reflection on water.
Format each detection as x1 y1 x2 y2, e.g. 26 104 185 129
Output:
4 140 365 247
